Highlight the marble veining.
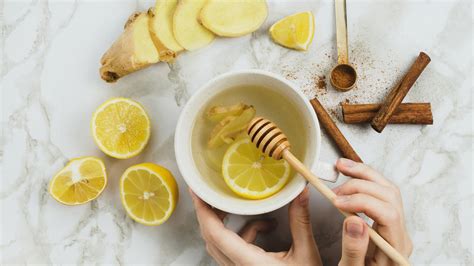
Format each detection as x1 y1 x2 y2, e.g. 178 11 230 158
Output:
1 0 472 265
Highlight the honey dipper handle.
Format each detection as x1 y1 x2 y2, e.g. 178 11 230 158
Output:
282 150 410 266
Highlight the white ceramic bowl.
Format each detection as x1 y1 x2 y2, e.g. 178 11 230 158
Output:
175 70 337 215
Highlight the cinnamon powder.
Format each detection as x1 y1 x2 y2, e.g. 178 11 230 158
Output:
331 65 356 88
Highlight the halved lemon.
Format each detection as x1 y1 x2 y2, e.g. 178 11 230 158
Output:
49 157 107 205
91 98 151 159
222 137 290 199
120 163 179 226
269 11 315 51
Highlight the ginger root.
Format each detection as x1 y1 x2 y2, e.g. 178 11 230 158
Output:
100 12 160 82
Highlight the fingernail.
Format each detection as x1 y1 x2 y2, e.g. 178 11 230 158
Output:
346 221 364 238
335 195 350 204
339 158 356 168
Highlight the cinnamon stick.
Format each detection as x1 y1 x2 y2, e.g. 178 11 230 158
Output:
342 103 433 124
310 98 363 163
371 52 431 132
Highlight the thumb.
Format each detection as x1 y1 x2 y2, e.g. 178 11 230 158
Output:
289 187 315 250
339 216 369 266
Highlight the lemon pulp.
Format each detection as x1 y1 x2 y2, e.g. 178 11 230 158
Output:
222 138 290 199
49 157 107 205
269 11 315 51
92 97 150 159
120 163 179 226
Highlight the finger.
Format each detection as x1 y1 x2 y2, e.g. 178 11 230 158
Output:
333 179 400 206
339 216 369 266
189 189 256 263
206 244 233 266
267 251 287 259
288 187 317 251
239 219 277 243
214 208 227 221
336 159 392 186
334 193 400 226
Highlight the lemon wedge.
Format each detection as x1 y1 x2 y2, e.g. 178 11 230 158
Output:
91 98 150 159
49 157 107 205
269 11 315 51
222 137 290 199
120 163 179 226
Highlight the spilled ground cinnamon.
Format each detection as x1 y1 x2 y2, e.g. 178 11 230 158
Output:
342 103 433 124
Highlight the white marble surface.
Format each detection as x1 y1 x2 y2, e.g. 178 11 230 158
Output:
1 0 473 265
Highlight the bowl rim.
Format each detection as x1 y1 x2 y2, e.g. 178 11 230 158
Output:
174 69 321 215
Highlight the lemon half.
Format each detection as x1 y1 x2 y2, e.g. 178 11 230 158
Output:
120 163 179 226
49 157 107 205
91 98 150 159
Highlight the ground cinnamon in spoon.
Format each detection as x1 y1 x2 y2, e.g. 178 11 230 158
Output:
331 64 357 88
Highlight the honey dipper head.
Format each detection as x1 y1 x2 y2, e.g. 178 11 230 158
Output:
246 117 291 160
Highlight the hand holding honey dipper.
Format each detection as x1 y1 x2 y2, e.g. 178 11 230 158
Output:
189 157 412 265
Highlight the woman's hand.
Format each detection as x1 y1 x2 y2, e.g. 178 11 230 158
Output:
334 158 413 266
189 187 323 266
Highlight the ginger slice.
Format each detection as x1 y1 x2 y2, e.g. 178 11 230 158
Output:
206 102 250 122
173 0 215 51
100 12 160 82
208 106 256 149
148 0 183 61
200 0 268 37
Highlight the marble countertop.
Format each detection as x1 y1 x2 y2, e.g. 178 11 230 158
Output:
1 0 472 264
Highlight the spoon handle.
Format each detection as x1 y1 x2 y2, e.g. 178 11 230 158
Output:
334 0 349 64
282 149 410 266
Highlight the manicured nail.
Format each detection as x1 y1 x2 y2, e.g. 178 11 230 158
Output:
346 221 364 238
335 195 350 204
339 158 357 168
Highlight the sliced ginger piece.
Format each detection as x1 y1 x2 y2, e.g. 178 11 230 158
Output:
148 0 183 61
173 0 215 51
206 102 250 122
208 106 256 148
200 0 268 37
100 12 160 82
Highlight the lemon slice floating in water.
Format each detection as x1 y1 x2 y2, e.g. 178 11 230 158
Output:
222 138 290 199
49 157 107 205
120 163 179 226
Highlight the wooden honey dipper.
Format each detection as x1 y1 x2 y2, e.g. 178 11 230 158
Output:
247 117 410 266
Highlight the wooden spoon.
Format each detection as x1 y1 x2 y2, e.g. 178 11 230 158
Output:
330 0 357 91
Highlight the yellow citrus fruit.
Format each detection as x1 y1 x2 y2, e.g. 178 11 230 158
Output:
269 11 315 51
120 163 179 226
91 98 150 159
49 157 107 205
222 137 290 199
